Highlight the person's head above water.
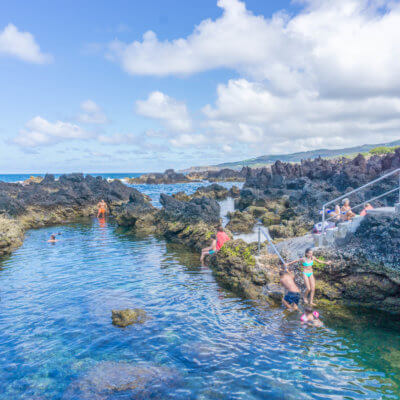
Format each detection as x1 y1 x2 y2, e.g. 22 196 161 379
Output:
304 306 313 315
305 248 313 257
50 234 56 240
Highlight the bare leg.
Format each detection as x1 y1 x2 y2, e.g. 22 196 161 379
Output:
200 247 212 265
303 275 311 304
282 298 292 310
309 275 316 306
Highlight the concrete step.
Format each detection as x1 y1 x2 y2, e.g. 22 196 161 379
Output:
367 207 395 216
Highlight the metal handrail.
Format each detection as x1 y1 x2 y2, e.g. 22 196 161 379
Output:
257 223 286 265
320 168 400 240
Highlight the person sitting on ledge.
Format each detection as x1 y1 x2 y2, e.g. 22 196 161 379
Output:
360 203 374 216
279 269 301 311
200 235 217 266
341 198 356 221
216 226 230 251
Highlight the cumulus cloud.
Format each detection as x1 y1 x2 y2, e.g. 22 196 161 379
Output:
78 100 108 124
136 91 192 132
0 23 53 64
107 0 400 97
204 78 400 153
13 116 92 148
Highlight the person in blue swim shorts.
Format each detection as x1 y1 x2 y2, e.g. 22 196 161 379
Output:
280 270 301 311
200 234 217 266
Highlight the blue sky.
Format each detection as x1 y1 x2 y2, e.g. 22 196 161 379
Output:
1 0 400 173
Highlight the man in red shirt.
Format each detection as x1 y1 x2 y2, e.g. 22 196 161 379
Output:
216 226 230 251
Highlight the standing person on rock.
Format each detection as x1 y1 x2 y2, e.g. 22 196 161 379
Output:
200 235 217 266
285 248 331 306
97 199 108 218
279 270 301 311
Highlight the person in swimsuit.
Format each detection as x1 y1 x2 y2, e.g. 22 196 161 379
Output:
341 198 356 221
279 270 301 311
285 248 331 306
200 235 217 266
301 306 323 327
216 226 230 250
97 199 108 218
47 234 58 243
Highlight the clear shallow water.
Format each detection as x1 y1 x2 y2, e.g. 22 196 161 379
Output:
1 219 400 399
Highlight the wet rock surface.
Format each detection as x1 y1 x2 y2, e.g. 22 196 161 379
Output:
111 309 148 327
225 210 256 234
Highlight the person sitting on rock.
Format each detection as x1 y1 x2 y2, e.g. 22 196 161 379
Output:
360 203 373 216
97 199 108 218
200 235 217 266
285 248 331 306
47 234 58 243
300 306 323 327
279 269 301 311
216 226 230 251
341 198 356 221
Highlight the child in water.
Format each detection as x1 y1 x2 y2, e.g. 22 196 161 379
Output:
285 248 331 306
301 307 323 327
47 234 58 243
200 235 217 266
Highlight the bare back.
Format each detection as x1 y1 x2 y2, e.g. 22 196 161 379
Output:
280 272 300 293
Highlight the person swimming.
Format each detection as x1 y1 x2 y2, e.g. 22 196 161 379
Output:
97 199 108 218
301 306 323 327
279 269 301 311
200 235 217 266
285 248 331 306
47 234 58 243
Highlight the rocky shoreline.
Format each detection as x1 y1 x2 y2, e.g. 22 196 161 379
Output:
1 151 400 315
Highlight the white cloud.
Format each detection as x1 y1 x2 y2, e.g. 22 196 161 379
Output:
97 133 137 145
136 91 192 132
78 100 108 124
13 116 92 148
170 133 208 147
204 78 400 153
0 23 52 64
107 0 400 97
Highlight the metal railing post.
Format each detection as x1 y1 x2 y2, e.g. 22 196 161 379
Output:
320 205 325 247
398 172 400 203
257 225 261 255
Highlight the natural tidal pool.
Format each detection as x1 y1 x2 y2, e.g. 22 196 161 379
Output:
1 217 400 400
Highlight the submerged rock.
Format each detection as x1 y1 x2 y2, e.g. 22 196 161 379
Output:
111 309 148 327
63 361 180 400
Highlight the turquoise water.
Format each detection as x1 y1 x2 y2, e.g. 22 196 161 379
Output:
1 218 400 399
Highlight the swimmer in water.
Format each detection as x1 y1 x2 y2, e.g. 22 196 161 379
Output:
279 269 301 311
301 306 323 327
97 199 108 218
285 248 331 306
47 234 58 243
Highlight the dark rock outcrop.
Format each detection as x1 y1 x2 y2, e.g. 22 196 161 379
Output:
191 184 229 200
160 194 220 226
127 169 191 184
241 150 400 223
112 190 157 233
187 167 246 182
225 210 256 234
314 213 400 313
